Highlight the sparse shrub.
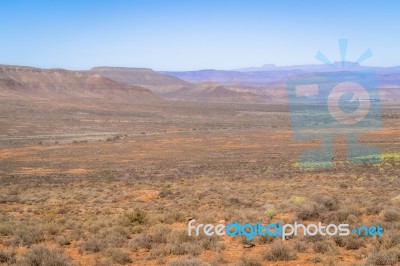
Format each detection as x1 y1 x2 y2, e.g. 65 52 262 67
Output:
106 248 132 264
147 224 171 244
313 241 329 253
264 208 276 220
293 240 307 252
308 255 322 263
161 211 186 224
19 245 72 266
383 209 400 222
210 254 226 266
11 225 44 246
297 204 319 220
148 247 166 259
167 229 203 256
354 249 369 260
0 223 13 236
57 207 68 214
0 194 20 203
366 249 398 265
333 235 346 247
159 189 174 198
314 194 339 212
262 242 297 261
0 250 16 264
199 235 224 251
228 197 241 205
236 256 262 266
388 246 400 261
168 256 209 266
303 233 323 243
133 224 171 251
385 232 400 249
55 235 72 246
94 257 113 266
171 242 202 256
43 222 63 235
78 236 106 253
290 196 305 203
98 227 130 248
344 237 364 250
366 205 383 215
255 234 274 244
335 206 361 223
122 209 147 225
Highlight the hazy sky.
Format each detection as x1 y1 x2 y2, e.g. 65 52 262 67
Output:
1 0 399 70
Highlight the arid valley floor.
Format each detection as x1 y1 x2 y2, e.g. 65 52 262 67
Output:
0 95 399 265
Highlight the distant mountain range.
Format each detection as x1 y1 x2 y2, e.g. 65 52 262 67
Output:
0 63 399 104
89 67 263 103
161 63 400 102
162 69 309 87
90 67 190 94
163 62 400 87
233 62 400 74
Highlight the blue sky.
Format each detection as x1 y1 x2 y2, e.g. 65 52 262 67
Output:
0 0 399 70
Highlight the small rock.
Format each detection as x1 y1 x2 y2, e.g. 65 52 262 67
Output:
186 217 195 222
391 195 400 202
243 243 255 248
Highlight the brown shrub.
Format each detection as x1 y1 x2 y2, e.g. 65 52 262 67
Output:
78 236 106 253
168 256 209 266
383 209 400 222
11 225 44 247
236 256 262 266
0 249 16 264
262 242 297 261
19 245 72 266
106 248 132 264
366 249 398 265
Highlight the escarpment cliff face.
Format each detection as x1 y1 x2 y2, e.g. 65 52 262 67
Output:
0 65 159 102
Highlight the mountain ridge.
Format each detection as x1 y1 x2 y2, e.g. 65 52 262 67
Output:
0 64 159 102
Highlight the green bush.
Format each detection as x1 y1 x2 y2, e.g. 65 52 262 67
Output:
123 209 147 225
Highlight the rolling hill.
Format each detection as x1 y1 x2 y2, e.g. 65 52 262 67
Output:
163 82 262 103
0 65 158 102
90 67 190 94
